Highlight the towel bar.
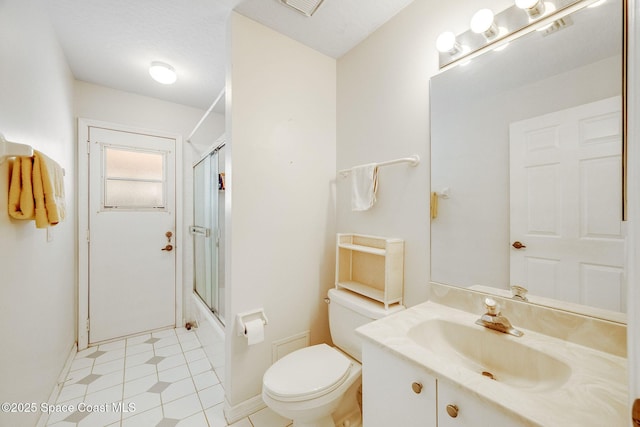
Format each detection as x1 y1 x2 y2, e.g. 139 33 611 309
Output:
338 154 420 178
0 133 33 165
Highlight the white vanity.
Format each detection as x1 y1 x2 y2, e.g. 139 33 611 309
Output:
357 284 627 426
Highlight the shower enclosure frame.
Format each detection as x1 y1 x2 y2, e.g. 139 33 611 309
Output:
192 142 226 325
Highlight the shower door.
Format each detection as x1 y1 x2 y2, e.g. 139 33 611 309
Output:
193 145 225 324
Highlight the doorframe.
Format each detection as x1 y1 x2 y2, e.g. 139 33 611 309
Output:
77 118 184 350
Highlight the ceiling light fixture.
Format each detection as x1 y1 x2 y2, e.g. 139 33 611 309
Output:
515 0 546 19
470 9 498 39
149 61 177 85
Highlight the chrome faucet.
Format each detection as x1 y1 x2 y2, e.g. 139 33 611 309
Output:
475 298 523 337
511 285 528 302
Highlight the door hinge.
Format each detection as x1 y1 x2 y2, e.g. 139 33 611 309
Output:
86 229 90 243
86 318 90 332
86 140 90 154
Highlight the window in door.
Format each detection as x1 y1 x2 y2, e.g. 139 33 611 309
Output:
102 146 166 210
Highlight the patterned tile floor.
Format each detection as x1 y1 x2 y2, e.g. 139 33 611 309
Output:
45 327 292 427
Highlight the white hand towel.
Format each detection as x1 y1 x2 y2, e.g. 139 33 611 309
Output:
351 164 379 211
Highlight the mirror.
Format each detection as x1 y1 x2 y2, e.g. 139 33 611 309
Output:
430 0 625 320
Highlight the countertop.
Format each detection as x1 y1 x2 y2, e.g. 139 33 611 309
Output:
356 301 628 426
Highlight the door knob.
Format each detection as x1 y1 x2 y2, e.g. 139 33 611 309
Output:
161 244 173 251
512 241 527 249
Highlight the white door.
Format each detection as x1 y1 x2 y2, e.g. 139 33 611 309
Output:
510 97 625 311
88 126 176 343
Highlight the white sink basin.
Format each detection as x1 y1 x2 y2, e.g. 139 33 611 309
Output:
408 318 572 392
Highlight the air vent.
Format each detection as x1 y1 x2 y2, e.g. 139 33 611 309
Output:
279 0 326 17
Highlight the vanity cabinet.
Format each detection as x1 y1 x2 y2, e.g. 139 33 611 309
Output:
362 342 437 427
336 233 404 308
362 342 527 427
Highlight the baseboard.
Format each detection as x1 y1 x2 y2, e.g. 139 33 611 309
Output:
36 342 77 427
223 394 266 424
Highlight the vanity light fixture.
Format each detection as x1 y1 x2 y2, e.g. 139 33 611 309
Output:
515 0 546 18
149 61 177 85
436 31 462 55
470 9 499 39
535 2 559 31
436 0 588 69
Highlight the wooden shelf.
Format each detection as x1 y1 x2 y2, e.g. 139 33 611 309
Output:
337 281 403 305
336 233 404 309
338 243 386 256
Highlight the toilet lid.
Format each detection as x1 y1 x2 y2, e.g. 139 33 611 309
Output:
263 344 352 402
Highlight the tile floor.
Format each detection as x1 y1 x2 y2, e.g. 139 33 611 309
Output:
46 327 292 427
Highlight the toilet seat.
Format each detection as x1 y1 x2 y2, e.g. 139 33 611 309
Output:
263 344 352 402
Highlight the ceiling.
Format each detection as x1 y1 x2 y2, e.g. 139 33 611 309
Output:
45 0 415 111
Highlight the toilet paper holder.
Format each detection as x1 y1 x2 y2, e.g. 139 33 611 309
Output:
236 309 269 337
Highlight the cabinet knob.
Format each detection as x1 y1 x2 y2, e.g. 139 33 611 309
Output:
411 382 423 394
446 404 459 418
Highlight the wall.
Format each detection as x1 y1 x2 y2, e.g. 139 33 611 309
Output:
225 12 336 413
0 1 76 426
336 0 515 307
336 0 516 308
74 81 225 324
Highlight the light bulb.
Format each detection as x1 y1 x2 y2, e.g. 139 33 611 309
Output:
436 31 459 54
515 0 546 19
470 9 498 39
470 9 494 33
515 0 540 8
149 61 177 85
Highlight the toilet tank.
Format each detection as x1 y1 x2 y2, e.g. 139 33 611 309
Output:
328 288 404 362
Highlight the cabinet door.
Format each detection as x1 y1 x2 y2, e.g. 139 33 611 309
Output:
362 342 437 427
438 381 527 427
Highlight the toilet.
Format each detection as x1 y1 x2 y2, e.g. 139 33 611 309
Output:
262 288 404 427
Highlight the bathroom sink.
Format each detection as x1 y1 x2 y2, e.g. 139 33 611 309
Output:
408 319 571 392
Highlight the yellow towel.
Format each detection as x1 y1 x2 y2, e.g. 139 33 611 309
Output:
33 150 65 228
8 156 35 220
430 191 438 219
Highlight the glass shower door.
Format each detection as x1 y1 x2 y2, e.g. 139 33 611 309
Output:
193 147 224 324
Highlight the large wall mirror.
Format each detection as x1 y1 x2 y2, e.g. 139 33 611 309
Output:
430 0 626 321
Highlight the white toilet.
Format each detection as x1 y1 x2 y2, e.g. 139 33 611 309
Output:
262 288 404 427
